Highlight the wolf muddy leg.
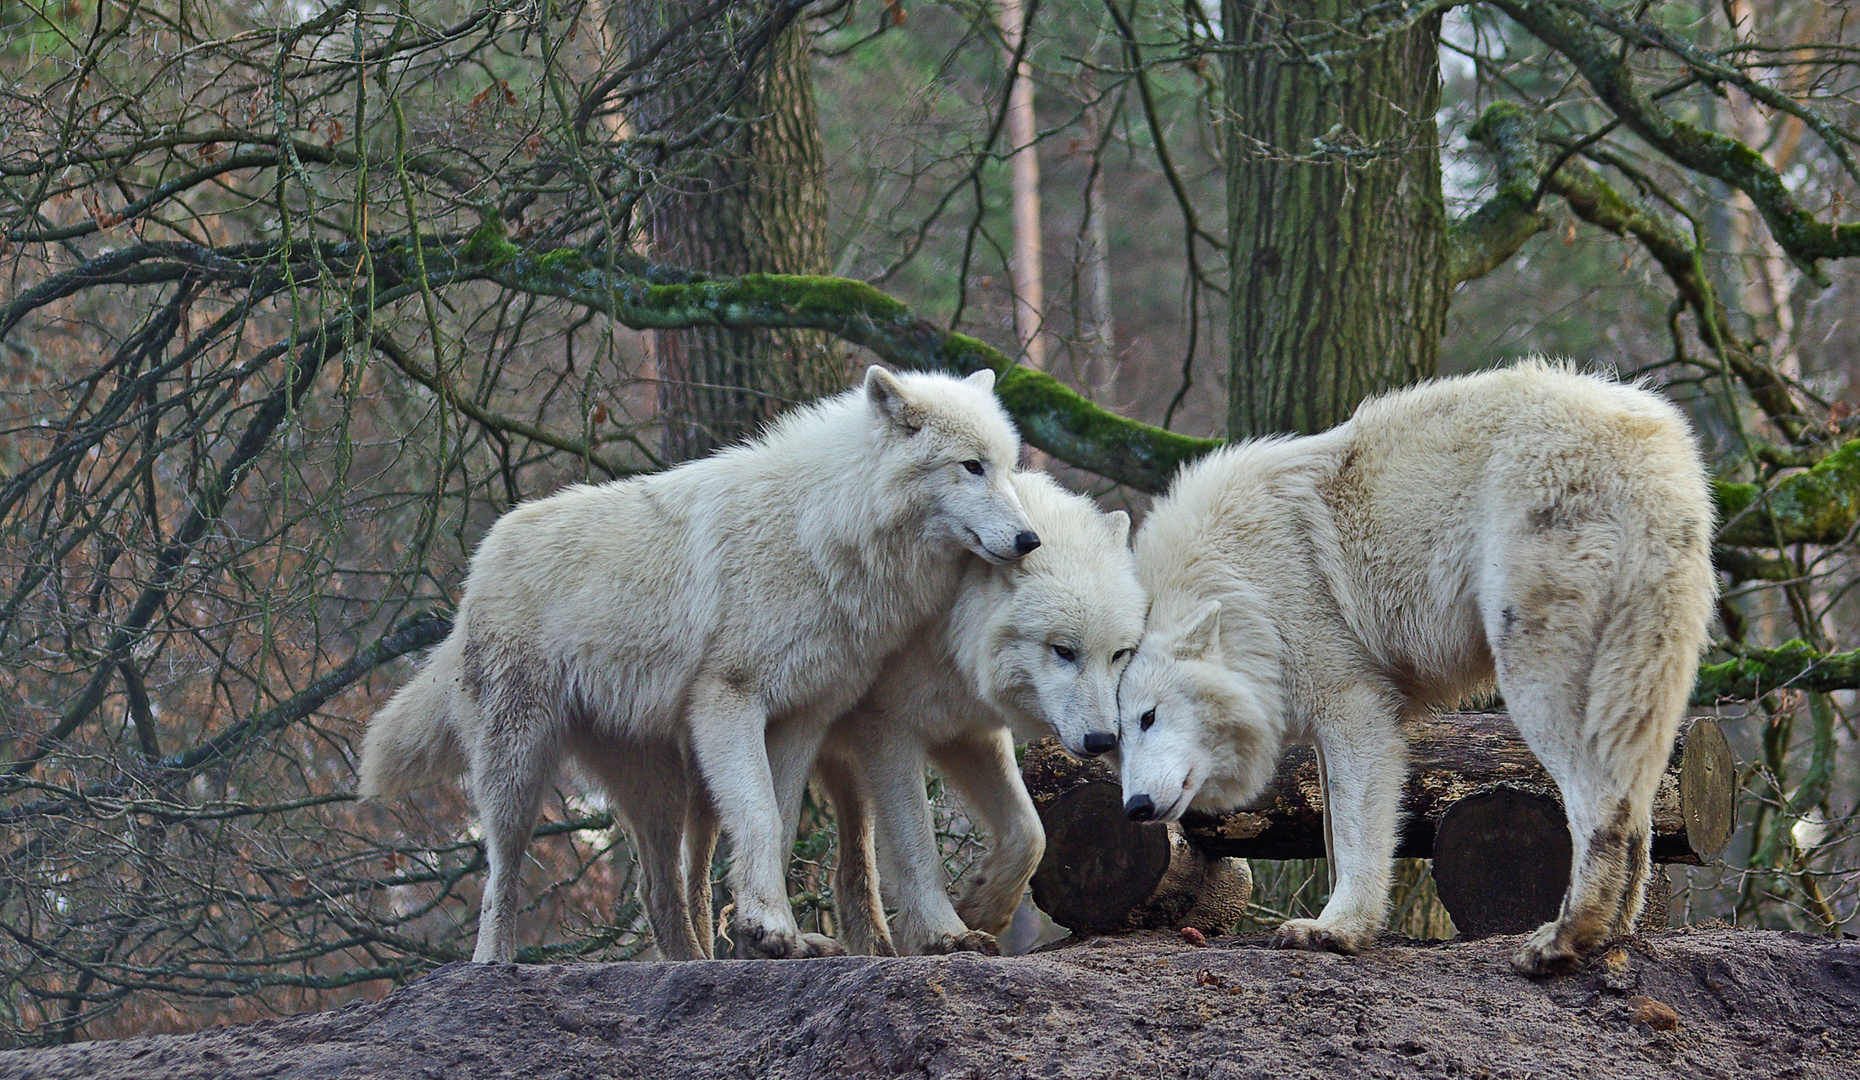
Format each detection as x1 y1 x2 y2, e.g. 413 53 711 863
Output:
856 735 983 955
934 729 1040 946
685 684 834 960
467 709 557 964
815 752 897 956
1505 609 1688 976
683 786 719 958
582 740 705 961
1489 515 1706 978
1271 693 1404 955
762 717 846 956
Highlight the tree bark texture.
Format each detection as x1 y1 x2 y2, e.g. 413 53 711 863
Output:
1024 717 1728 936
1176 715 1733 864
632 4 843 461
1023 715 1731 866
1223 0 1451 439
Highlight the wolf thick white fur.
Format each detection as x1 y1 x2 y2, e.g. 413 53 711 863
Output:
1115 362 1714 976
620 471 1147 959
817 471 1146 956
357 366 1036 962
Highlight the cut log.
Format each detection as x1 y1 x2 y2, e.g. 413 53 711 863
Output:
1022 748 1255 934
1021 715 1732 936
1024 774 1252 934
1173 715 1734 864
1027 779 1171 932
1430 787 1674 937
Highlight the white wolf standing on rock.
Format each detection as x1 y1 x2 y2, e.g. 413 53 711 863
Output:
814 470 1146 957
1114 362 1714 976
619 470 1147 959
357 366 1039 962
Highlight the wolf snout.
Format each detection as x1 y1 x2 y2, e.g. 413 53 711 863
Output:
1013 530 1041 556
1123 793 1155 822
1081 732 1117 756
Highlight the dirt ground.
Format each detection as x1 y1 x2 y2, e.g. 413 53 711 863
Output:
2 926 1856 1080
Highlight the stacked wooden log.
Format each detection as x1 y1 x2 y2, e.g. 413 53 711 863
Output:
1023 714 1734 937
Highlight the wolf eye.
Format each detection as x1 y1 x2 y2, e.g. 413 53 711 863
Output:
961 459 985 476
1051 644 1076 663
1139 708 1156 731
1112 648 1133 664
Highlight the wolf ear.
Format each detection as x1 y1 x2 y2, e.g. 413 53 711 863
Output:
865 365 919 433
1173 599 1222 661
1104 509 1131 547
964 368 997 392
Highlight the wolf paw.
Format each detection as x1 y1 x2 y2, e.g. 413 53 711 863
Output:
733 922 847 960
1512 923 1582 978
1268 919 1366 955
954 880 1024 938
921 930 1001 957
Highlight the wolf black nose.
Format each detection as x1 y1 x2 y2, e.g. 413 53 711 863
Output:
1124 794 1155 822
1081 732 1117 756
1013 530 1041 556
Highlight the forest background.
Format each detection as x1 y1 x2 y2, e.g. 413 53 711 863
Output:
2 0 1858 1046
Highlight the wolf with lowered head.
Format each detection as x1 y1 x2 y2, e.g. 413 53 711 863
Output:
1114 362 1715 976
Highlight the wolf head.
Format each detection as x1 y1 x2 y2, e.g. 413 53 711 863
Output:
864 366 1036 564
1113 598 1286 823
973 474 1145 758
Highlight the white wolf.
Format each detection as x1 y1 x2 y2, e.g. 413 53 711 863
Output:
619 471 1147 959
816 471 1146 956
357 366 1038 962
1114 362 1714 976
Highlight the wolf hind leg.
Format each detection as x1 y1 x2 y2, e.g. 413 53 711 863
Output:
683 781 719 958
467 695 558 964
577 737 708 961
814 750 897 956
1498 567 1695 976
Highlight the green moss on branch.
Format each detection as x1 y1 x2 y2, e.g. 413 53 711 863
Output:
1715 439 1860 547
1694 640 1860 703
475 250 1211 491
1450 104 1553 286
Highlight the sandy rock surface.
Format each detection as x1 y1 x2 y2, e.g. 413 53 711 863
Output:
2 927 1856 1079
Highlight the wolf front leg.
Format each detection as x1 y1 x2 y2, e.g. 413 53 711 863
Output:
936 729 1042 945
684 681 833 959
1269 692 1406 955
858 734 1001 956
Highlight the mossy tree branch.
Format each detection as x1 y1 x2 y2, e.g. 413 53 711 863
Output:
22 228 1856 702
460 223 1860 558
1694 641 1860 704
1447 104 1553 286
462 233 1860 698
464 238 1221 493
1714 439 1860 547
1493 0 1860 286
1464 102 1806 437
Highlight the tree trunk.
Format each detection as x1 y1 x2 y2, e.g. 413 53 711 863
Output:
634 5 844 461
1222 0 1451 439
1079 93 1117 398
1001 0 1046 371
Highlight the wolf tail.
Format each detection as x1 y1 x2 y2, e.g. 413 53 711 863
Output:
357 634 468 798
